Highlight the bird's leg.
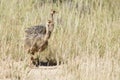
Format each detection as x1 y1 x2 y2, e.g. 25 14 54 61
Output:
29 38 38 53
30 52 40 67
35 54 40 67
28 48 34 55
29 53 36 67
26 48 34 67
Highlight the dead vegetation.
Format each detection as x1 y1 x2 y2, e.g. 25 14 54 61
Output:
0 0 120 80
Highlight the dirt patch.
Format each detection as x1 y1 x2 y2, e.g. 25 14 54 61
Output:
26 65 65 80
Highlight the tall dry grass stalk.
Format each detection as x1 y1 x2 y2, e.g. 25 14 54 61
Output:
0 0 120 80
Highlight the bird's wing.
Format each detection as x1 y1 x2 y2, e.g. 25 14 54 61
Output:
25 25 46 35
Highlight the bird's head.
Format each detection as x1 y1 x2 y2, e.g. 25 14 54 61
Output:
50 9 57 15
46 20 54 32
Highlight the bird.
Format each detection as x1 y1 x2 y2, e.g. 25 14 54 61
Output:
24 10 56 66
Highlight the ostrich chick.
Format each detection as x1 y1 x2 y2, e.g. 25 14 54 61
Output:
24 10 56 66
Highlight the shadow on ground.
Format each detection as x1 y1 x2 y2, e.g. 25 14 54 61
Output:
32 58 59 67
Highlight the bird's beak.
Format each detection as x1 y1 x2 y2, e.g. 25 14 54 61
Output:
51 9 58 14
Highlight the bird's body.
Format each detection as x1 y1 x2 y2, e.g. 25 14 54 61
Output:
25 25 49 55
24 10 56 66
25 25 46 36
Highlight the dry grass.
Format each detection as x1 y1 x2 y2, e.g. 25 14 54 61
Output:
0 0 120 80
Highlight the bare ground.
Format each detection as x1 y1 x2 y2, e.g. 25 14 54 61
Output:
27 66 65 80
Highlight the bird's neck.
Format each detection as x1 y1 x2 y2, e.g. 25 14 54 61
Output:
44 25 51 41
44 14 54 41
51 14 54 22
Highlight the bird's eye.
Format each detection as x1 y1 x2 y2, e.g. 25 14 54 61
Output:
48 20 52 23
53 11 56 13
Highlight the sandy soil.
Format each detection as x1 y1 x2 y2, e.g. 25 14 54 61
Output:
26 65 66 80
